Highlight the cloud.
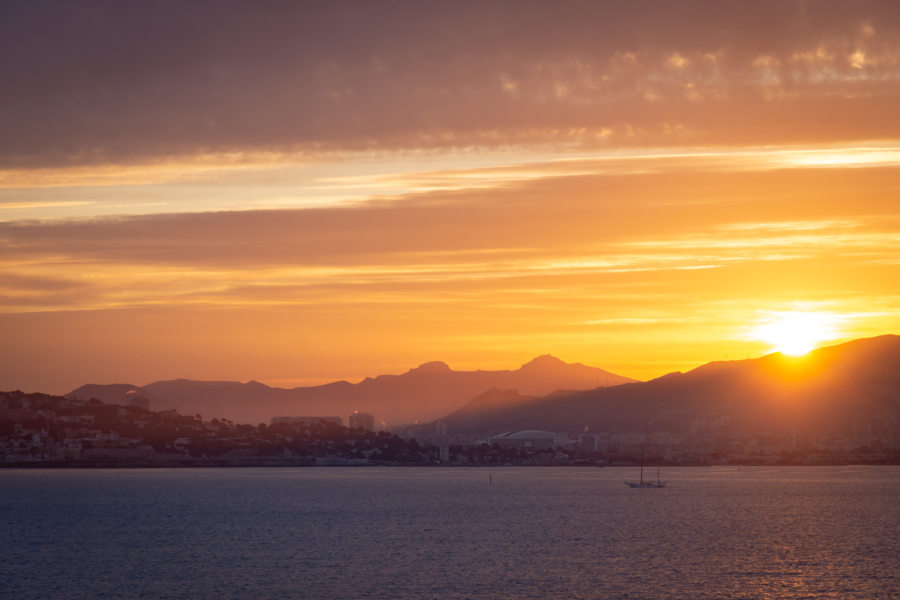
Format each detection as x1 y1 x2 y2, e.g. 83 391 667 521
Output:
2 161 898 263
3 1 900 168
4 142 900 225
2 161 899 315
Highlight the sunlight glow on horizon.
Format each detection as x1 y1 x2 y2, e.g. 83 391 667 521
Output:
751 310 845 356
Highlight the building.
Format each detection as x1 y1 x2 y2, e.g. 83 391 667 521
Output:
489 430 574 450
348 411 375 431
270 416 343 426
124 393 150 410
577 433 600 452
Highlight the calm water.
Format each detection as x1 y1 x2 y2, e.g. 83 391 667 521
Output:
1 466 898 599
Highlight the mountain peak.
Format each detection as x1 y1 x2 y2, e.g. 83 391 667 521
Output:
408 361 452 375
520 354 567 370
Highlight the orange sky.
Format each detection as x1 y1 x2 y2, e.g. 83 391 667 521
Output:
2 1 899 393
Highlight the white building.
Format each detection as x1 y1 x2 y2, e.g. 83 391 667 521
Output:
348 412 375 431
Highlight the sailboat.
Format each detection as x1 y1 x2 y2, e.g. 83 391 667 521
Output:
626 449 667 488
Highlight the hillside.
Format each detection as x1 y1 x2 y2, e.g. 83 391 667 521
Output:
67 356 635 426
433 335 900 437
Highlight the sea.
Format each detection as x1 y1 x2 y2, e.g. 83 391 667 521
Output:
1 466 898 600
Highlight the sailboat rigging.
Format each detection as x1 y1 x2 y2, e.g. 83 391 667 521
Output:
626 448 667 488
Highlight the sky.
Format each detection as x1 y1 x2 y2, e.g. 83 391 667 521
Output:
2 0 900 394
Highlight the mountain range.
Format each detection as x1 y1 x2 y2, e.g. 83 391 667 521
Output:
66 355 635 426
433 335 900 437
65 335 900 438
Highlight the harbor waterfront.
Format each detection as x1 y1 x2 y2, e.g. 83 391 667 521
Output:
2 466 897 599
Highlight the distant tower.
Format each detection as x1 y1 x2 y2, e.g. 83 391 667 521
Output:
349 411 375 431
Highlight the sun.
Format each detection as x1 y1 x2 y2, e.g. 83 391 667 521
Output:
752 311 840 356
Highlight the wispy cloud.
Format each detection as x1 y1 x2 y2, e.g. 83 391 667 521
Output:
2 203 898 315
715 219 866 232
5 143 900 222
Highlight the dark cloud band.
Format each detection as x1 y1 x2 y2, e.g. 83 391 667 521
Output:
2 0 900 167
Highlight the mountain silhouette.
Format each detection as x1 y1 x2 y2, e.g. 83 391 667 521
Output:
432 335 900 436
66 356 635 425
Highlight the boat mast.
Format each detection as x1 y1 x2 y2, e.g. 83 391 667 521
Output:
639 446 644 484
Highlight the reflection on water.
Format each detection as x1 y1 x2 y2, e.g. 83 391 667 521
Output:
1 466 898 599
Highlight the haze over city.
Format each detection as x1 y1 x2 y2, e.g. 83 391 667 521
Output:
2 0 899 395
